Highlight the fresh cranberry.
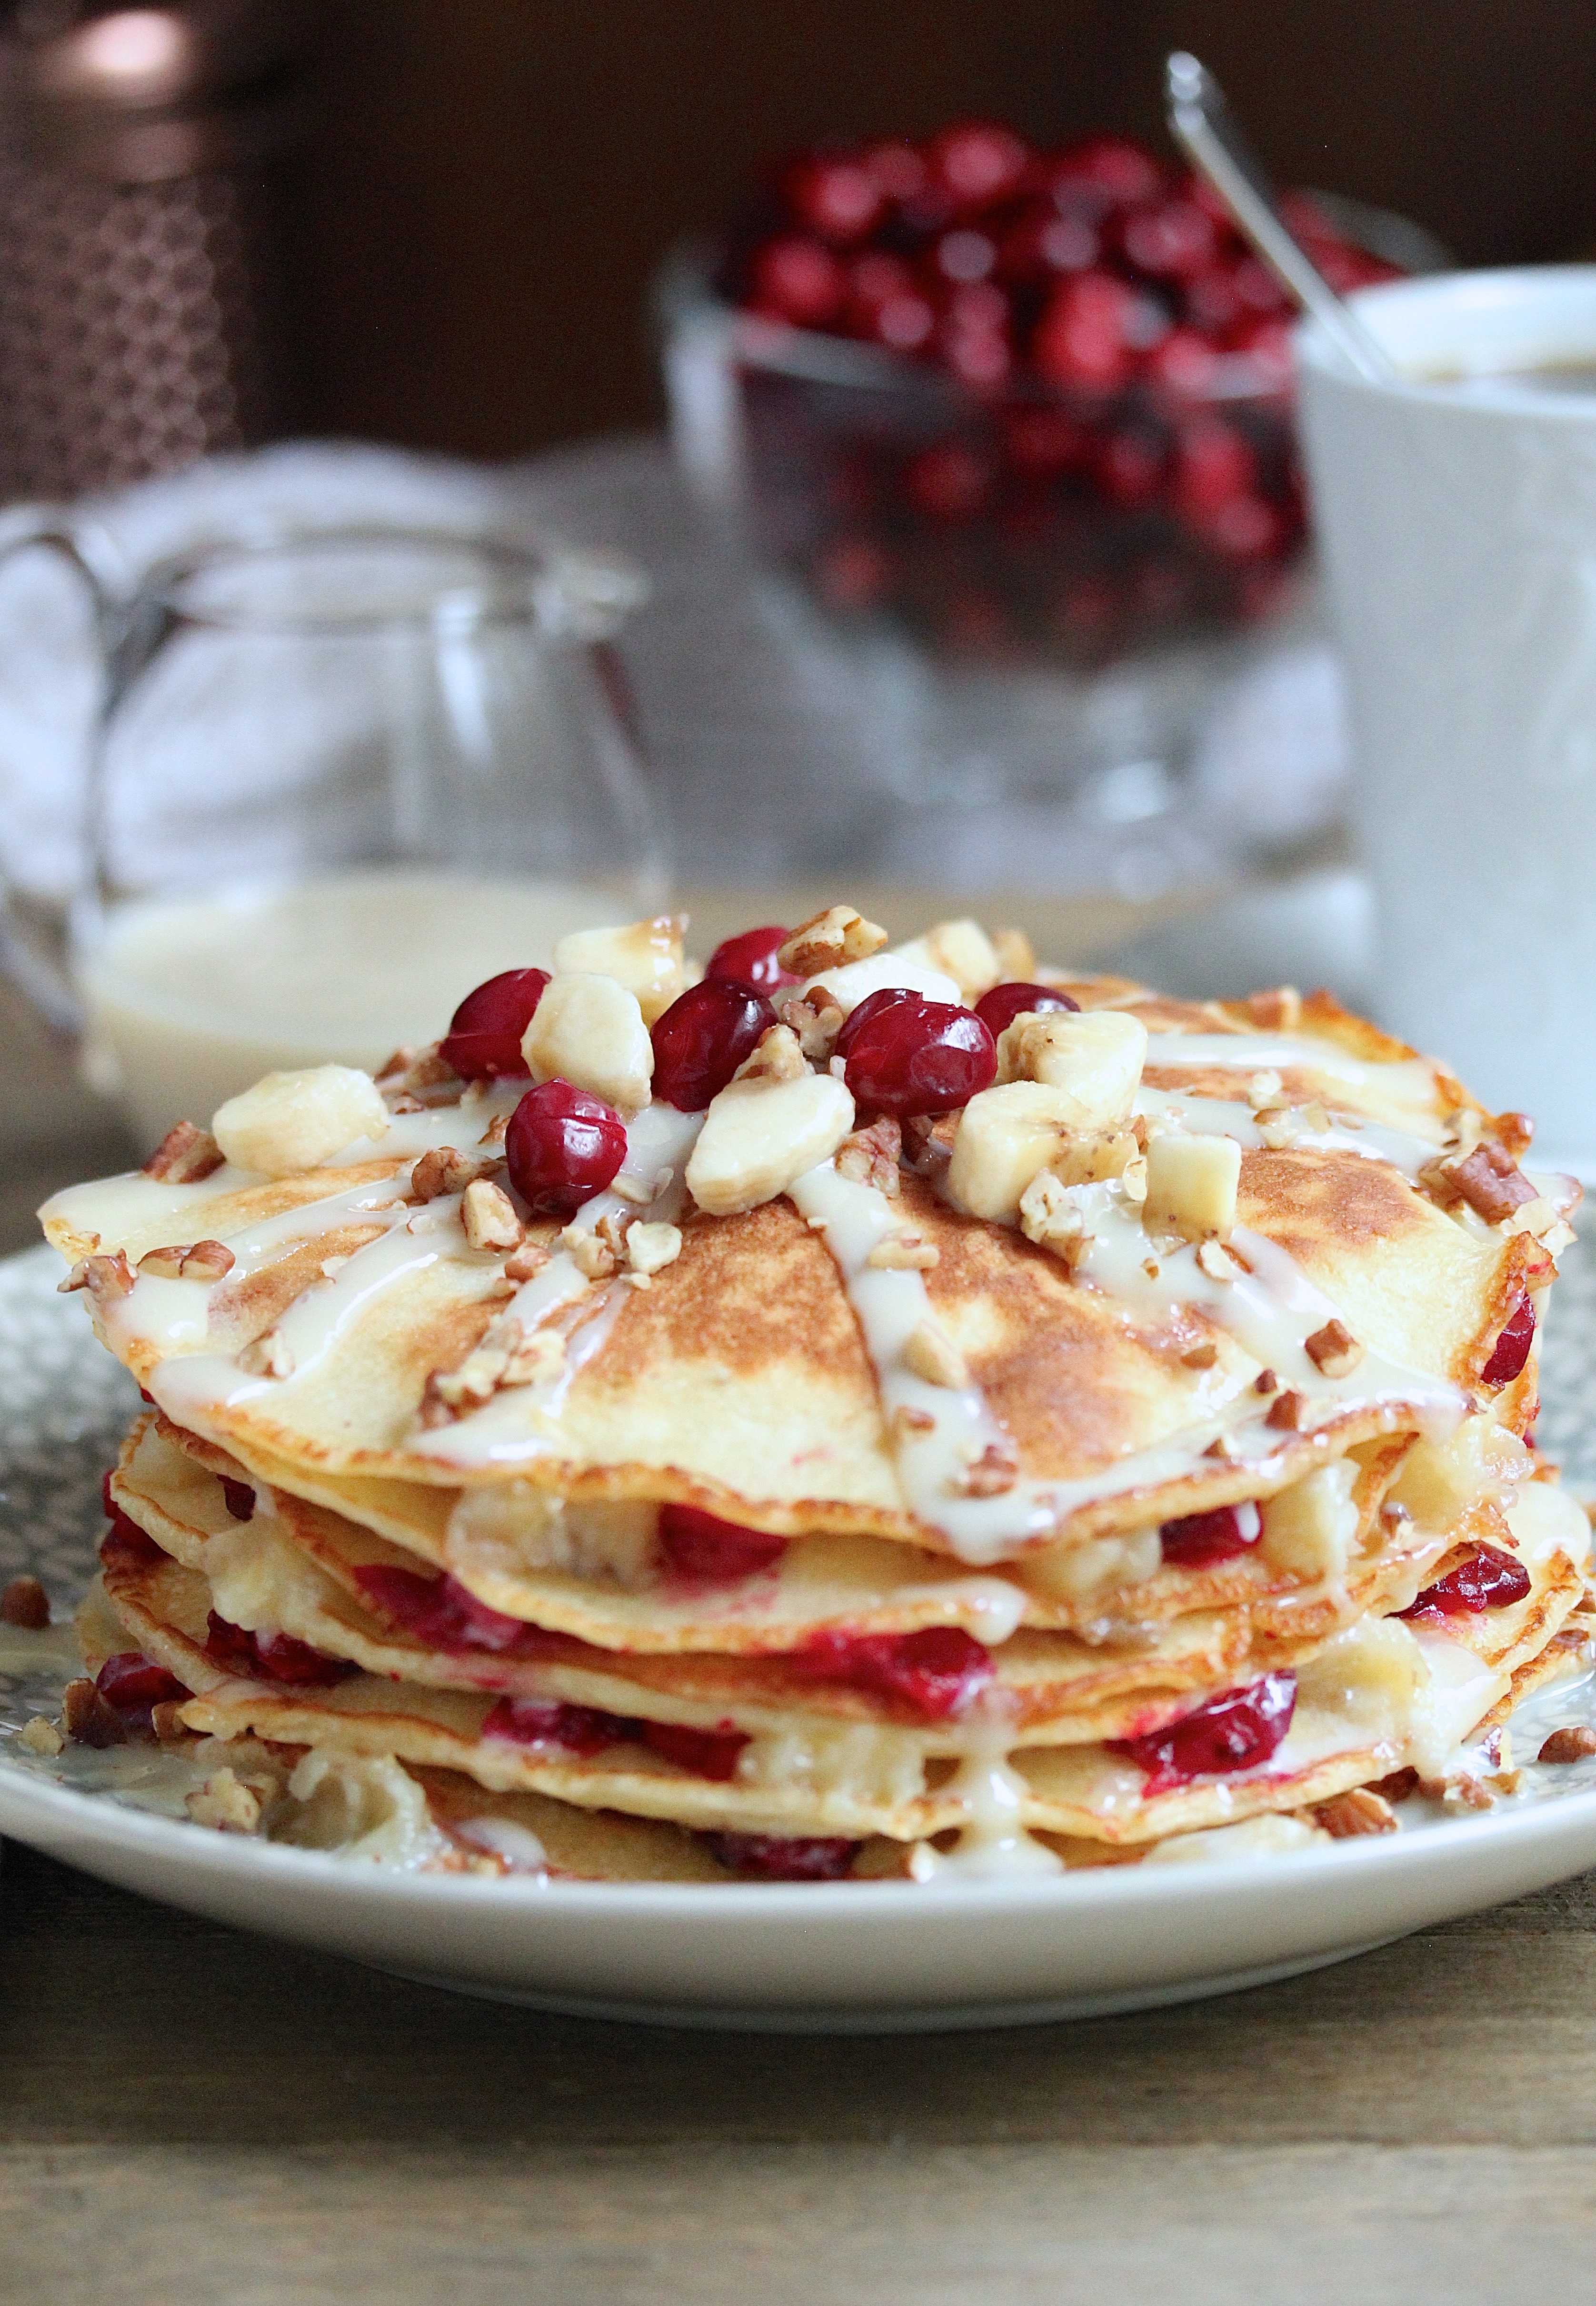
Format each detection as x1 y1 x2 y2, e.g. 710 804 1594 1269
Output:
1109 1670 1297 1793
817 535 893 610
708 1830 856 1880
483 1697 630 1755
1142 326 1223 398
220 1477 254 1522
1169 419 1257 526
747 235 846 328
658 1504 788 1582
651 979 775 1111
1399 1546 1532 1622
788 1627 993 1720
203 1612 358 1687
902 439 998 522
1226 313 1295 392
1000 406 1087 480
930 226 998 285
973 981 1080 1037
833 985 920 1058
863 140 928 205
1117 197 1221 283
95 1651 190 1726
843 996 996 1117
1482 1296 1536 1387
997 200 1098 284
354 1565 565 1658
926 121 1030 214
1032 272 1143 392
100 1507 164 1568
504 1080 627 1218
641 1720 750 1780
1230 256 1294 319
1159 1501 1262 1568
704 924 799 995
938 313 1014 390
1182 266 1246 339
1090 422 1169 511
1203 494 1286 561
1043 135 1165 210
844 253 937 350
782 152 884 245
439 968 549 1081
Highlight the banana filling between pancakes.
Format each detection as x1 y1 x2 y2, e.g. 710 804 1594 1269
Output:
29 907 1595 1882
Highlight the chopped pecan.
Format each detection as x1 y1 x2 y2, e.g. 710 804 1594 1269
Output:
904 1321 968 1390
625 1221 681 1276
142 1120 223 1183
562 1224 617 1280
956 1440 1019 1497
778 988 845 1064
777 905 887 977
867 1231 939 1270
477 1113 510 1151
58 1249 135 1300
461 1178 524 1253
836 1115 902 1198
1492 1110 1535 1162
61 1677 126 1748
186 1769 262 1834
0 1573 49 1628
150 1698 193 1744
504 1239 551 1284
735 1023 808 1083
1421 1140 1538 1224
1538 1725 1596 1763
412 1145 492 1200
901 1112 958 1180
1252 1366 1277 1393
1366 1767 1419 1803
1312 1787 1398 1837
17 1715 63 1756
376 1045 460 1100
893 1404 936 1436
1265 1388 1305 1430
137 1240 235 1282
1179 1339 1219 1371
1304 1318 1363 1378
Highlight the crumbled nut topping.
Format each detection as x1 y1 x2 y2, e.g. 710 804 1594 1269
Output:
836 1115 902 1198
375 1045 461 1103
462 1178 525 1253
1196 1239 1244 1283
412 1145 496 1201
626 1221 682 1276
1247 1069 1285 1112
1017 1170 1090 1268
1492 1110 1535 1161
893 1404 936 1436
1253 1366 1277 1394
17 1714 63 1756
137 1239 236 1282
778 988 845 1064
1538 1725 1596 1763
1180 1339 1219 1371
610 1171 654 1206
1367 1767 1418 1803
734 1022 808 1083
1420 1140 1539 1226
142 1120 224 1183
61 1677 126 1747
58 1250 134 1300
504 1240 551 1284
1312 1787 1398 1837
422 1313 566 1423
186 1768 262 1834
0 1573 50 1628
561 1223 618 1280
150 1699 193 1744
904 1321 968 1389
867 1230 939 1270
477 1113 510 1151
1304 1318 1363 1378
954 1440 1019 1497
777 905 888 976
1265 1388 1305 1430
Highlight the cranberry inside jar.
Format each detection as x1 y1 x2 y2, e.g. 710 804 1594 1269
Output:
439 968 549 1080
651 980 775 1110
842 997 996 1117
504 1080 627 1217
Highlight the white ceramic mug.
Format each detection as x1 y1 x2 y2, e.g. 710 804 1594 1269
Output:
1297 266 1596 1163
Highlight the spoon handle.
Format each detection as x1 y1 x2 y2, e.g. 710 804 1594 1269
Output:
1165 51 1396 384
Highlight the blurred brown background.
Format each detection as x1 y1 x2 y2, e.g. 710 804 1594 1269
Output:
293 0 1596 459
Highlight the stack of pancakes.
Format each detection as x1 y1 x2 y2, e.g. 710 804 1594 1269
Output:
41 919 1593 1881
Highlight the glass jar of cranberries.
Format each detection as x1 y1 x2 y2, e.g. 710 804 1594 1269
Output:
660 125 1429 675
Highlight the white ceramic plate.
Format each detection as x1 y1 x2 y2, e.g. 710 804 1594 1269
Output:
4 1241 1596 2034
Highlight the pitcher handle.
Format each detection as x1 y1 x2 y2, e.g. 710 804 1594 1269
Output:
0 504 128 1038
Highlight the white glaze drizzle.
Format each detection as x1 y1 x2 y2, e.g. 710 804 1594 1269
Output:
908 1740 1063 1879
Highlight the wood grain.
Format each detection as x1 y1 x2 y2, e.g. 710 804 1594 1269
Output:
3 1839 1596 2301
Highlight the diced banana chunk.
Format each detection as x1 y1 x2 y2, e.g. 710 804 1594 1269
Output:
522 972 653 1110
1142 1132 1240 1242
1387 1415 1529 1528
212 1065 389 1178
946 1081 1107 1224
994 1008 1147 1129
553 915 686 1025
1296 1615 1426 1740
1259 1460 1359 1580
890 918 1001 1004
686 1071 855 1216
803 950 960 1018
1020 1527 1161 1601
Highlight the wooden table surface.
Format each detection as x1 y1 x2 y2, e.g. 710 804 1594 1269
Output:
2 988 1594 2306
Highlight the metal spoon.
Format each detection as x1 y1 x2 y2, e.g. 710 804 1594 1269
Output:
1165 50 1396 382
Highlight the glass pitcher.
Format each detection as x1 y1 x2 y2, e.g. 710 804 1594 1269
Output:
0 515 663 1147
